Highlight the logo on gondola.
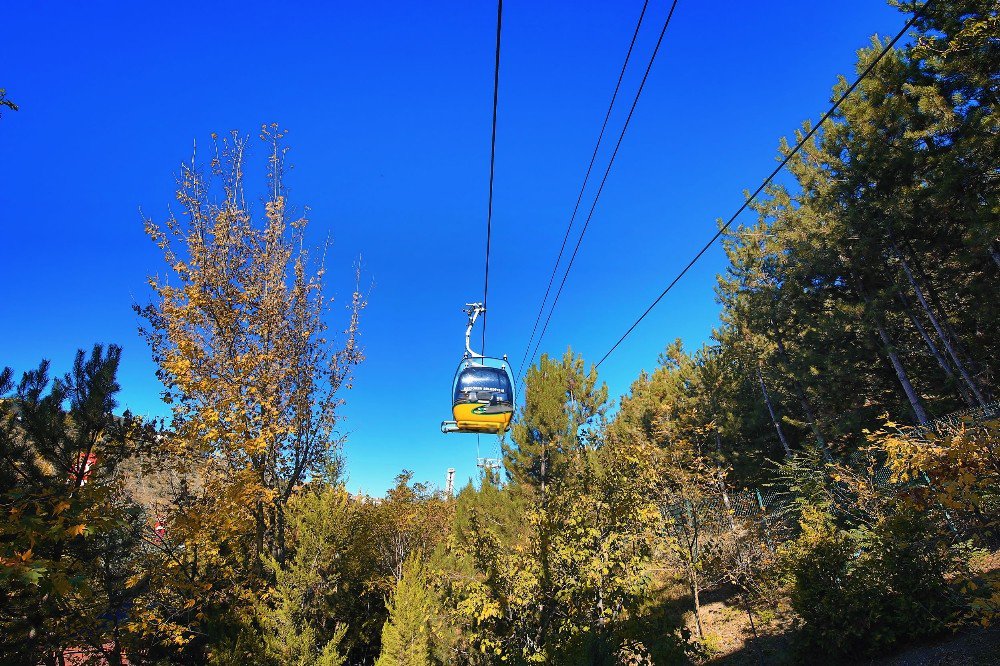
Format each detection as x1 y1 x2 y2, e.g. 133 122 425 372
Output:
470 403 512 416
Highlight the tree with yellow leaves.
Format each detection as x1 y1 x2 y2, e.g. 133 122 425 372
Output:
136 125 364 586
879 418 1000 626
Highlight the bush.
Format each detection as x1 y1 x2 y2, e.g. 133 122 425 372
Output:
782 504 957 658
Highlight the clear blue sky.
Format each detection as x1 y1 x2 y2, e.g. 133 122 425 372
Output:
2 1 905 495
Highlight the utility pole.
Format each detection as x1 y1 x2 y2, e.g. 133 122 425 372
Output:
445 468 455 497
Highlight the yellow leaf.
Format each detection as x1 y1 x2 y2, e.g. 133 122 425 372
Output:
66 524 86 538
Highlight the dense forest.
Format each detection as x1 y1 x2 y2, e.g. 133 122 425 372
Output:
2 1 998 663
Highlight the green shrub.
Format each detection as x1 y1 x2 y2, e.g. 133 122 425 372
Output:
782 505 957 658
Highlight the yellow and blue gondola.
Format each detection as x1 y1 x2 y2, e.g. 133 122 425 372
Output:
441 304 514 435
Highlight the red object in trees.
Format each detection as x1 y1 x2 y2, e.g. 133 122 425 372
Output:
153 517 167 540
61 644 129 665
69 452 98 485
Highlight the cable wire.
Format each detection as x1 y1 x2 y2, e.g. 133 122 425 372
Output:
518 0 680 388
515 0 651 382
482 0 503 355
593 1 933 369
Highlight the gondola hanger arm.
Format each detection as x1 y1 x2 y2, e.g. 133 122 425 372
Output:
464 303 486 360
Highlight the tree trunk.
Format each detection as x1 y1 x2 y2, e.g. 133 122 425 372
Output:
254 500 266 577
535 443 551 656
874 320 930 424
682 500 705 639
854 275 930 424
714 427 738 531
592 586 606 666
771 323 828 455
275 500 286 566
689 560 704 640
900 235 987 389
740 592 764 664
110 634 123 666
757 364 792 457
897 290 975 407
892 240 987 407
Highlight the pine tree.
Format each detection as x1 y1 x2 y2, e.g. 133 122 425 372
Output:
0 346 155 664
376 556 435 666
255 486 357 666
503 349 607 492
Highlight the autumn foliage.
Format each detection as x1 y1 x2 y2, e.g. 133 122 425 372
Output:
2 1 1000 663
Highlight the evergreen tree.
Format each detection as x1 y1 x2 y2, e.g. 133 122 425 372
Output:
376 556 435 666
503 349 607 492
0 346 156 664
255 486 355 666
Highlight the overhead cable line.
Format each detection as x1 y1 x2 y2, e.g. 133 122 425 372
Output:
593 0 933 370
515 0 652 383
481 0 504 355
518 0 680 388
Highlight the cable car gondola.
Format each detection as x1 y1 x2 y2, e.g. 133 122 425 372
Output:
441 303 514 435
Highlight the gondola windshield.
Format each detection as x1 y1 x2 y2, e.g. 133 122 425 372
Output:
454 365 512 407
